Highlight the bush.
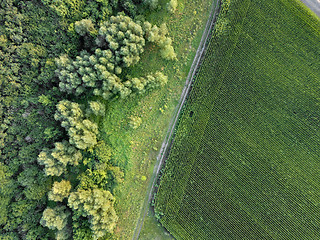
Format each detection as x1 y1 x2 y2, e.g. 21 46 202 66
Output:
129 116 142 129
167 0 178 13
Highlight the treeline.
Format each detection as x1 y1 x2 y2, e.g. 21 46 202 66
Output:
41 0 177 21
0 0 176 239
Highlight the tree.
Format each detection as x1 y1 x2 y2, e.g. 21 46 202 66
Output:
0 162 14 226
38 149 65 176
55 100 98 149
56 49 131 98
48 180 72 202
130 71 168 93
37 140 83 176
75 19 97 37
143 22 177 60
96 14 145 68
68 119 98 149
17 166 50 201
40 206 71 240
51 141 83 166
86 101 105 116
56 15 174 100
150 71 168 88
56 49 168 100
68 188 118 239
76 169 108 190
40 206 69 231
93 141 112 164
144 0 159 10
160 43 177 60
54 100 84 129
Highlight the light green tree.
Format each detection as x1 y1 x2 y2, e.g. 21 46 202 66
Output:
37 149 65 176
96 14 145 67
40 206 71 240
143 22 177 60
167 0 178 13
48 180 72 202
51 140 83 166
55 100 98 149
86 101 106 116
68 188 118 239
131 71 168 93
68 119 98 150
55 15 173 101
75 19 97 36
54 100 84 129
37 140 82 176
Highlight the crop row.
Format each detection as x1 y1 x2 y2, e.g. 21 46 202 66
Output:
155 0 320 239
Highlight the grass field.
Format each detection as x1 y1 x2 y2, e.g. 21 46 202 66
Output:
154 0 320 239
97 0 213 239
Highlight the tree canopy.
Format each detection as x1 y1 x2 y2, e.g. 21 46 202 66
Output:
55 100 98 149
68 188 118 239
48 180 72 202
38 140 83 176
0 0 177 238
40 206 71 240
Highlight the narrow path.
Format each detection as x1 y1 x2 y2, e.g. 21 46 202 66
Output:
132 0 221 239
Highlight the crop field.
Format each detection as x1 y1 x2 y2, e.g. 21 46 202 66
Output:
154 0 320 239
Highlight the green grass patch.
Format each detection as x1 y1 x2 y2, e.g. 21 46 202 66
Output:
155 0 320 239
138 209 173 240
99 0 213 239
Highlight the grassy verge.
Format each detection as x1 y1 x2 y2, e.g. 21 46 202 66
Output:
138 207 173 240
154 0 320 239
99 0 213 239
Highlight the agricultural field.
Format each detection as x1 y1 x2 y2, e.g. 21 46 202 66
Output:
0 0 213 239
155 0 320 239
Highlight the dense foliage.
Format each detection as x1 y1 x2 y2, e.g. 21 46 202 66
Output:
68 189 118 239
40 206 71 240
56 50 168 99
0 0 176 239
0 1 74 238
41 0 146 20
155 0 320 239
38 141 82 176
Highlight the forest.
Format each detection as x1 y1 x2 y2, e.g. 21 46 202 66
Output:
0 0 179 239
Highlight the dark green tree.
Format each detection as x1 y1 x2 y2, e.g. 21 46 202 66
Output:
0 162 14 226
